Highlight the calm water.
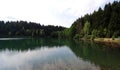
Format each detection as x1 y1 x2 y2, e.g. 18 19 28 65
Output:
0 38 120 70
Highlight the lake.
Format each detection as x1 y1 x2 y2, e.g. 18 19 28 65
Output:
0 38 120 70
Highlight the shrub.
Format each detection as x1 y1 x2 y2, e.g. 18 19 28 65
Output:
112 35 115 40
74 34 84 39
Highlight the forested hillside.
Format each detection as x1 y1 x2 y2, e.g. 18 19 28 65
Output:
0 21 65 37
0 1 119 39
60 1 120 39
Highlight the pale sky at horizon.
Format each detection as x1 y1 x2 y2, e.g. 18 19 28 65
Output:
0 0 119 27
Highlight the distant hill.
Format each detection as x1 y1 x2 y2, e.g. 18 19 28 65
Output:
0 21 65 37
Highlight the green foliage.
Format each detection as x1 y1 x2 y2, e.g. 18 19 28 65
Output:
83 21 90 35
92 29 97 37
85 35 92 39
63 29 71 38
112 32 118 40
69 24 77 38
83 21 90 39
112 35 115 40
70 1 120 38
73 34 80 39
0 21 65 37
91 29 98 39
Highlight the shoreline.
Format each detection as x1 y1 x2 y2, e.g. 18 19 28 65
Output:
94 38 120 43
94 38 120 47
80 38 120 47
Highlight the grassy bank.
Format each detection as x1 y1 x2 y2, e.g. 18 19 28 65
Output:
94 38 120 47
94 38 120 43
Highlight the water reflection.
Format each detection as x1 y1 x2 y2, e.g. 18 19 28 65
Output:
0 38 120 70
0 38 24 40
0 46 100 70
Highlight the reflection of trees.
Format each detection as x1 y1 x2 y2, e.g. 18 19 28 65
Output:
68 40 120 70
0 38 120 70
0 38 65 50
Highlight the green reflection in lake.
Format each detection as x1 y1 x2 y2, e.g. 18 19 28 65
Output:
0 38 120 70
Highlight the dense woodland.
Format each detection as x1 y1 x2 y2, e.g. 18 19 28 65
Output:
0 21 65 37
0 1 119 39
58 1 120 39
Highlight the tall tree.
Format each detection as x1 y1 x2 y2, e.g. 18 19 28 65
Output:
83 21 90 36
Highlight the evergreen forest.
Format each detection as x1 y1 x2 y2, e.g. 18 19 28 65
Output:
0 21 65 37
0 1 120 39
59 1 120 39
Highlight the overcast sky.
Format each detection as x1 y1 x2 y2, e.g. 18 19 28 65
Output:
0 0 119 27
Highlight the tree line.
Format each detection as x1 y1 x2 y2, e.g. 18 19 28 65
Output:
0 21 65 37
0 1 119 39
58 1 120 39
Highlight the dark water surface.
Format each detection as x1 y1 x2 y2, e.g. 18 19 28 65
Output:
0 38 120 70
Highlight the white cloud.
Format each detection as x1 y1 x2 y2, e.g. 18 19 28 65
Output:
0 0 117 27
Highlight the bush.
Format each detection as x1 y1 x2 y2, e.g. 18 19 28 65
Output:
91 35 95 40
87 35 92 39
112 35 115 40
73 34 83 39
84 35 92 39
